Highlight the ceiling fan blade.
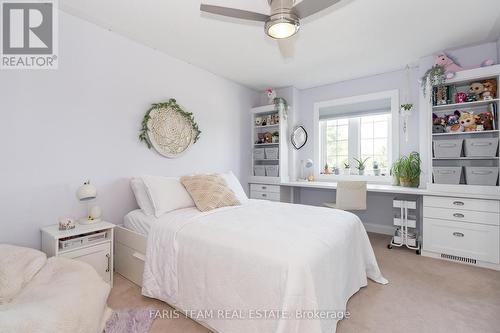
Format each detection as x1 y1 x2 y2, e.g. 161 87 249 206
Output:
292 0 342 19
200 4 269 22
278 36 296 59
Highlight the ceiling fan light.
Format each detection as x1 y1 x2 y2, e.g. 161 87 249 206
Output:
265 14 299 39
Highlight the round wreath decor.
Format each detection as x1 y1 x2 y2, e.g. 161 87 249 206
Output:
139 99 201 158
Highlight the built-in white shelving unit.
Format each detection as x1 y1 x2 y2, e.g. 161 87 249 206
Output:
425 65 500 196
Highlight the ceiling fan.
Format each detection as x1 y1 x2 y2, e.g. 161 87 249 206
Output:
200 0 341 56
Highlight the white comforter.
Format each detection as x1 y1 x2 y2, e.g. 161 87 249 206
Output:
142 200 387 333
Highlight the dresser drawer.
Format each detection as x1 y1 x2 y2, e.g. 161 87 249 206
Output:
424 207 499 226
250 184 280 193
423 196 500 213
423 218 499 263
250 190 280 201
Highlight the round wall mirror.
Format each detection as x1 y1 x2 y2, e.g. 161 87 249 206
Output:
291 126 307 150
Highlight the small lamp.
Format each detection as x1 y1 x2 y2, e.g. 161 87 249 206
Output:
76 180 102 224
299 159 314 181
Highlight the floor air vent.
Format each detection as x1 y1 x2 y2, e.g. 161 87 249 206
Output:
441 253 477 264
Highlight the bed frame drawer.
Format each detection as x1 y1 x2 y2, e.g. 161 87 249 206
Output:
250 184 280 193
424 207 500 226
423 196 500 213
114 242 145 286
423 218 499 264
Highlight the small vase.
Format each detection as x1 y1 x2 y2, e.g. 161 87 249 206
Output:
399 177 412 187
358 169 364 176
374 169 380 176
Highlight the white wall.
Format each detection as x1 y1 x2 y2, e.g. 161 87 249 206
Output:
0 12 257 248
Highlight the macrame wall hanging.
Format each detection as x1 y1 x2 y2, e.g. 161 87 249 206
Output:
139 99 201 158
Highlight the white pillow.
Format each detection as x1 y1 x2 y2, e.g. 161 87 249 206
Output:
142 175 195 217
0 244 47 304
130 178 155 216
220 171 248 203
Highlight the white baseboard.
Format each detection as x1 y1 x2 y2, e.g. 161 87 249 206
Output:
363 222 394 235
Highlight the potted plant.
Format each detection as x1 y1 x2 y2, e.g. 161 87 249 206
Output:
272 131 279 143
373 161 380 176
395 152 421 187
390 160 401 185
353 157 370 176
324 163 330 174
421 65 446 97
343 161 351 175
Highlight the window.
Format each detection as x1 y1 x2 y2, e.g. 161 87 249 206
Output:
320 113 391 173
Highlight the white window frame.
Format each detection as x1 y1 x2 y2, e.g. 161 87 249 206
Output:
313 90 400 183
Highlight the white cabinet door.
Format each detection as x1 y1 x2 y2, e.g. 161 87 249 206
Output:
61 242 111 283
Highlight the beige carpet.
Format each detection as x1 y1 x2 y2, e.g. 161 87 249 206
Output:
108 233 500 333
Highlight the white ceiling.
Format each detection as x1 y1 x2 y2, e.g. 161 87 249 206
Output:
60 0 500 90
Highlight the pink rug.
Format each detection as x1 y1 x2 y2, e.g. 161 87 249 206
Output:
104 308 156 333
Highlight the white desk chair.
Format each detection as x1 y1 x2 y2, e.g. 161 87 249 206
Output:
324 181 367 210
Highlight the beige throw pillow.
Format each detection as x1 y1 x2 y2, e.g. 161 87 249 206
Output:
180 174 241 212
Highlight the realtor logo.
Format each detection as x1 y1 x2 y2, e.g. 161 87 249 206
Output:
1 0 58 69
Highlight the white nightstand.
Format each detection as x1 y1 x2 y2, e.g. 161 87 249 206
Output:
41 221 116 286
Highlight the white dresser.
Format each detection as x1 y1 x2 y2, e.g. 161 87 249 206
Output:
249 183 281 201
422 196 500 270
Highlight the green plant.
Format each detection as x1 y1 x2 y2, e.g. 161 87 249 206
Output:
400 103 413 111
353 157 370 170
373 161 379 169
392 152 421 187
421 65 446 97
343 161 350 169
139 99 201 149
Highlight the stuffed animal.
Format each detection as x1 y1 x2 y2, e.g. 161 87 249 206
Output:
475 112 494 131
455 92 467 103
469 82 485 99
435 53 495 79
459 111 477 132
482 79 497 100
466 93 478 102
445 110 462 132
264 132 273 143
432 113 446 133
265 88 277 104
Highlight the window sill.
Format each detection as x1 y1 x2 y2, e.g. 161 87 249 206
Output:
316 174 393 184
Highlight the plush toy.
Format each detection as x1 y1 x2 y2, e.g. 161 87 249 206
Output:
265 88 277 104
445 110 462 132
459 111 477 132
432 113 446 133
466 93 478 102
482 79 497 100
469 82 485 99
475 112 494 131
455 92 467 103
264 132 273 143
435 53 495 79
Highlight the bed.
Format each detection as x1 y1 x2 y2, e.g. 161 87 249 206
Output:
115 198 387 333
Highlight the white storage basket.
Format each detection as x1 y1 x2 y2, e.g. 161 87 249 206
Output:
254 165 266 176
264 147 279 160
254 148 265 160
265 165 279 177
433 167 462 184
465 167 499 186
433 139 463 158
464 138 498 157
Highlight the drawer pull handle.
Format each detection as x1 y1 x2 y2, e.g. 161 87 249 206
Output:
452 201 464 206
106 253 111 272
262 193 267 197
453 213 464 218
132 252 145 262
453 232 464 238
262 186 267 190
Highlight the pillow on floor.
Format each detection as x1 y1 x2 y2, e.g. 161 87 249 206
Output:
180 174 241 212
0 244 47 304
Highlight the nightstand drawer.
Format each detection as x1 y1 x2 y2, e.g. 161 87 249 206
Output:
250 184 280 193
424 207 499 226
423 218 499 263
250 190 280 201
61 242 112 283
423 196 500 213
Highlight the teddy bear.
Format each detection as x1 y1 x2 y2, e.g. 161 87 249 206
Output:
432 113 446 133
459 111 477 132
482 79 497 100
469 82 485 99
475 112 494 131
264 132 273 144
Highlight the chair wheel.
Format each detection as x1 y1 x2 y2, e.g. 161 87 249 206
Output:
387 244 392 249
416 249 421 255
